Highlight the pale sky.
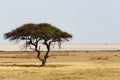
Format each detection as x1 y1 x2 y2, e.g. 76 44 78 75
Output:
1 0 120 43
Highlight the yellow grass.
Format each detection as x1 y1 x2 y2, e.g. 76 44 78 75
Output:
0 51 120 80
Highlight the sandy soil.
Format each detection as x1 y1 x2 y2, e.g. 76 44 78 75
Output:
0 51 120 80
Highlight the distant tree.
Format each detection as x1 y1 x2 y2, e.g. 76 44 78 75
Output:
4 23 72 67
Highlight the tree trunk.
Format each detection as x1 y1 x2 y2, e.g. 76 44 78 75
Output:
36 49 49 67
35 48 46 67
45 44 50 61
41 41 51 67
35 40 51 67
40 59 46 67
40 49 49 67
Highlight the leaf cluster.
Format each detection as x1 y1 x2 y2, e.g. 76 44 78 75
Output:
4 23 72 42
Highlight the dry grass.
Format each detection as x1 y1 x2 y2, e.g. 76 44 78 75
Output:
0 51 120 80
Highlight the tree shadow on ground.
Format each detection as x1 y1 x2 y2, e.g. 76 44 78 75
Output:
0 64 68 68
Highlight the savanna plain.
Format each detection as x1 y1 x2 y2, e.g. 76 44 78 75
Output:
0 51 120 80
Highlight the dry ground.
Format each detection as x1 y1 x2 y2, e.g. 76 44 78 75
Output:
0 51 120 80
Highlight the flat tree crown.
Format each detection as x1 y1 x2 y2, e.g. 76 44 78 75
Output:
4 23 72 42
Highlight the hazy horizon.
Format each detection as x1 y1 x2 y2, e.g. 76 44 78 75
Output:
1 42 120 51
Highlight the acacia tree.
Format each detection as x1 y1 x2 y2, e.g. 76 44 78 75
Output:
4 23 72 67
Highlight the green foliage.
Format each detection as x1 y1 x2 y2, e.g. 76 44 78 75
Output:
4 23 72 42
